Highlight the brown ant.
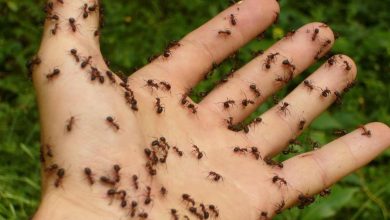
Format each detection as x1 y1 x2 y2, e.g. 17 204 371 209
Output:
132 175 139 190
145 162 157 176
297 194 315 209
298 119 306 130
84 167 94 185
44 163 59 173
192 145 204 160
159 81 171 91
46 144 53 158
218 29 232 36
47 14 59 21
106 116 120 130
233 146 248 154
359 125 371 137
327 56 336 66
311 28 319 41
209 204 219 217
54 168 65 188
249 84 261 98
343 60 351 71
334 91 343 104
172 146 184 157
68 17 77 32
66 116 75 132
263 52 279 69
250 147 261 160
171 209 179 220
343 80 356 93
303 80 314 91
155 98 165 114
241 98 255 108
259 211 268 220
200 203 210 219
144 186 152 205
320 188 331 197
187 103 197 114
272 175 287 186
26 56 41 77
229 14 237 25
145 79 159 91
182 193 195 206
208 171 223 182
222 99 235 109
321 88 331 97
138 212 148 219
285 29 296 39
106 71 116 84
46 68 60 80
113 164 121 182
43 2 54 15
264 156 283 168
81 56 92 68
82 3 89 18
100 176 116 185
275 200 285 214
332 129 347 137
160 186 167 197
278 102 290 115
251 117 263 127
70 49 80 62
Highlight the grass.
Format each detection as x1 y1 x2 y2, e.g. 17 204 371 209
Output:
0 0 389 219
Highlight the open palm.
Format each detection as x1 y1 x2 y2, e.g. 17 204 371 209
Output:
31 0 390 219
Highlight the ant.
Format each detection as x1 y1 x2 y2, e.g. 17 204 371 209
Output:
155 98 164 114
250 147 261 160
82 3 89 18
132 175 139 190
218 29 232 36
47 14 59 21
145 79 159 90
160 186 167 197
200 203 210 219
44 163 59 173
88 3 98 12
320 188 331 197
311 28 319 41
159 81 171 91
144 186 152 205
106 116 120 130
233 146 248 154
66 116 75 132
321 88 331 97
43 2 54 15
298 119 306 130
192 145 204 160
54 168 65 188
334 91 343 104
171 209 179 220
100 176 116 185
106 71 116 84
332 129 347 137
264 52 279 69
343 80 356 93
81 56 92 68
278 102 290 115
187 103 197 114
84 167 94 185
138 212 148 219
222 99 235 109
297 194 315 209
209 204 219 217
272 175 287 186
259 211 268 220
46 144 53 158
327 56 336 66
229 14 237 25
249 84 261 98
251 117 263 127
46 68 60 80
284 29 296 39
343 60 352 71
68 17 77 32
113 164 121 183
182 193 195 206
264 156 283 168
172 146 184 157
359 125 371 137
274 200 285 214
208 171 223 182
303 80 314 91
70 49 80 62
145 161 157 176
241 98 255 108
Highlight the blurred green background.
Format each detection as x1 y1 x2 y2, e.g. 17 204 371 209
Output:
0 0 389 219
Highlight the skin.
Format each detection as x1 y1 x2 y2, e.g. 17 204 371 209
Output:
30 0 390 219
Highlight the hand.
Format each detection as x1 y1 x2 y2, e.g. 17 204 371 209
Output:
31 0 390 219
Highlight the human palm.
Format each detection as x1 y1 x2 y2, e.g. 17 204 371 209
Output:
31 0 390 219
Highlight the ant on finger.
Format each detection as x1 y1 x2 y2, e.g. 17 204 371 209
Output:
46 68 60 80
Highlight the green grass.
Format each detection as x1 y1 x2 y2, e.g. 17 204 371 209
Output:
0 0 389 219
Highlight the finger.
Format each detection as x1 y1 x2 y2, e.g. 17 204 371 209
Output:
246 55 357 156
200 22 334 123
131 0 280 91
273 122 390 214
